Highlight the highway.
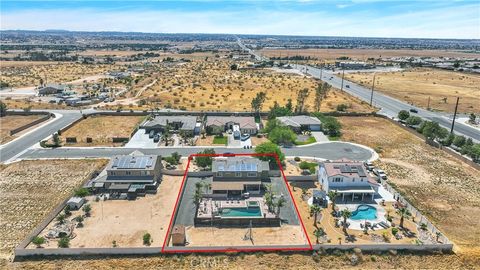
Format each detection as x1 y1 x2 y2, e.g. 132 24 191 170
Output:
293 64 480 142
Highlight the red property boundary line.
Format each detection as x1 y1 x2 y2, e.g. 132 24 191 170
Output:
161 152 313 253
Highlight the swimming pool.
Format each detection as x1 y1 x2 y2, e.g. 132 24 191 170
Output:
221 207 262 217
350 205 377 220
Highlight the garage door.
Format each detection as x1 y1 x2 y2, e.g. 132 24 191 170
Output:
310 124 321 131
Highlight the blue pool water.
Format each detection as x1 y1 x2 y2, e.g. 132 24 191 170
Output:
350 205 377 220
221 207 262 217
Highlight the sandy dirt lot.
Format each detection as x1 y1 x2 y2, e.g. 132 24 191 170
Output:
34 175 183 249
186 225 308 247
60 115 145 146
0 115 44 144
338 116 480 259
113 59 373 113
259 48 480 61
346 68 480 113
0 63 115 87
0 159 107 260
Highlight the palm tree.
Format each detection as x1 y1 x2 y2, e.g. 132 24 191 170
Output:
310 205 321 227
398 207 411 228
313 228 325 244
275 196 286 218
193 181 204 213
341 209 352 235
327 190 339 211
263 184 275 213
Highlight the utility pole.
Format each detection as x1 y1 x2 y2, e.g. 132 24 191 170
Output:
340 65 345 91
370 73 376 106
427 96 431 110
451 97 460 134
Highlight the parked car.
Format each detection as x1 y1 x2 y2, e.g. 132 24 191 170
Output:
409 108 418 113
373 169 387 180
153 133 160 143
364 161 374 171
149 130 155 138
345 85 350 88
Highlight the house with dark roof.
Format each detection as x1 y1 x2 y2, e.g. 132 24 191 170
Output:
318 159 379 201
141 116 200 136
38 84 67 96
277 115 322 132
91 153 162 199
211 157 269 197
205 116 258 136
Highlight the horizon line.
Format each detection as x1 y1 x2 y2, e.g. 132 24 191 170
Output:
2 29 479 41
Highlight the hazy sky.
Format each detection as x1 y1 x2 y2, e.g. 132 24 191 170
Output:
1 0 479 39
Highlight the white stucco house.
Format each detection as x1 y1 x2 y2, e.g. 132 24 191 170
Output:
318 159 379 201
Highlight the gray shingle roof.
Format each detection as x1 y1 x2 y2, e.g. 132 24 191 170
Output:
277 115 321 127
206 116 257 129
142 116 197 130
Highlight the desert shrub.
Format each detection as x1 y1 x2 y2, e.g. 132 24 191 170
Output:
294 157 301 162
143 233 152 246
58 237 70 248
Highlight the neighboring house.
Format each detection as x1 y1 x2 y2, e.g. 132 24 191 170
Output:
91 153 162 199
277 115 322 132
38 84 67 96
318 159 379 201
211 157 269 197
205 116 258 135
142 116 200 136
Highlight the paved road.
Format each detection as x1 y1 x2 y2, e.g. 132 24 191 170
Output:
293 64 480 142
0 110 83 162
16 142 374 161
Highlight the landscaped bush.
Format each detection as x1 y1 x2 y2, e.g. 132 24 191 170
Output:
294 157 301 162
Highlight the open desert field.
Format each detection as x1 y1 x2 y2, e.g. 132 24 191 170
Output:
0 63 116 87
124 59 373 113
0 114 44 144
338 116 480 259
60 115 145 147
0 159 107 261
259 48 480 61
345 68 480 113
31 174 183 249
5 247 479 269
0 98 71 110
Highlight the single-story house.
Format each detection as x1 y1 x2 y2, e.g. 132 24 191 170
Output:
277 115 322 132
318 159 379 201
205 116 258 135
38 84 67 96
91 153 163 199
142 116 200 136
211 157 269 197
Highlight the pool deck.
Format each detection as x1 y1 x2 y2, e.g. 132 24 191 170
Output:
337 203 387 230
197 197 276 219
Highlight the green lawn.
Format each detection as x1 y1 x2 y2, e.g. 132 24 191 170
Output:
328 135 341 141
299 161 318 174
213 136 228 145
294 136 317 145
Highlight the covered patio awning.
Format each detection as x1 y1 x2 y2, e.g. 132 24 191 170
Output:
211 181 261 191
333 186 375 193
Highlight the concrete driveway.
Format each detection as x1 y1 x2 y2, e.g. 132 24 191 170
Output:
311 131 329 142
124 130 158 148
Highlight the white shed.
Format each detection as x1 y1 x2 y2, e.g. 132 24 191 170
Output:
66 197 85 210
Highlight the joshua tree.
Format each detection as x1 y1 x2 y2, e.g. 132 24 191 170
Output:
310 204 321 227
341 209 352 235
56 214 66 225
436 232 442 242
32 236 45 248
313 228 325 244
58 237 70 248
398 207 411 228
327 190 339 211
74 215 84 227
275 196 286 218
83 204 91 217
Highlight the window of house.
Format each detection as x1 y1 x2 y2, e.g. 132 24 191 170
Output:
217 172 223 177
333 177 342 182
236 172 242 177
247 172 257 177
126 171 131 175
